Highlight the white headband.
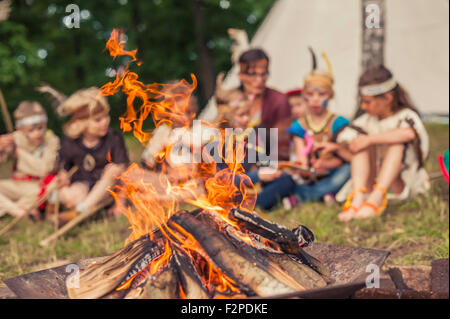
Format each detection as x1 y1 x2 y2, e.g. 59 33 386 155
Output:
16 114 48 128
360 78 398 96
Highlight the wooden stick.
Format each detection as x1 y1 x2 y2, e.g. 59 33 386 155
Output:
0 166 78 236
53 193 60 231
39 197 114 247
276 161 318 182
0 89 13 133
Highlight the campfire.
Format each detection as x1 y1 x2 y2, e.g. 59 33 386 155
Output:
66 29 331 299
68 208 331 299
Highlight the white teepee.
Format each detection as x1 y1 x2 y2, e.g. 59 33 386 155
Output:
200 0 449 121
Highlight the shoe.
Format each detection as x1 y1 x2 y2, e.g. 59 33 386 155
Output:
323 193 336 206
282 195 299 210
355 184 388 219
338 187 367 222
28 209 42 222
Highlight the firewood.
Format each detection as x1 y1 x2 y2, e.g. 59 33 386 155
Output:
68 234 162 299
228 208 301 255
290 250 333 283
228 208 331 280
220 209 331 283
198 210 280 253
198 213 316 292
265 253 327 289
173 249 210 299
168 212 300 297
134 257 180 299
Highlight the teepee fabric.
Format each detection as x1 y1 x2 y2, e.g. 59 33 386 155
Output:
200 0 449 121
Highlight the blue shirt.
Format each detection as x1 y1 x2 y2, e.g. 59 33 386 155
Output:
288 116 350 139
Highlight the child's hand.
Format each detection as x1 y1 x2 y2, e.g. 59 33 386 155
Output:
258 167 282 182
349 135 372 153
311 158 328 175
0 134 15 152
315 142 339 154
57 170 71 188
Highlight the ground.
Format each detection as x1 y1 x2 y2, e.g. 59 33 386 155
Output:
0 123 448 283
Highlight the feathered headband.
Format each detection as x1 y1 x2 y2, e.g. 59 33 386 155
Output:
304 47 334 90
37 85 110 138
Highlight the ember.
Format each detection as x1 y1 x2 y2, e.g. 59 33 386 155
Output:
67 29 331 299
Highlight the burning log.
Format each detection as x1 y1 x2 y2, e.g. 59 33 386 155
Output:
228 208 332 282
173 249 210 299
265 253 327 289
125 256 180 299
228 208 300 254
67 233 164 299
67 209 332 299
196 211 326 291
168 212 302 297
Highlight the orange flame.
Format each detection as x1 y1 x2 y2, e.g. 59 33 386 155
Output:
103 29 262 297
106 29 138 63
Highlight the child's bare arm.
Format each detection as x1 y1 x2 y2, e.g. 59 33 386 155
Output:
316 141 353 163
293 136 308 167
0 134 15 152
349 128 415 153
312 157 343 172
0 134 15 162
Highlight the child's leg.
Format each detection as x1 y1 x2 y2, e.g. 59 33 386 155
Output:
16 182 42 215
81 164 125 211
0 180 40 217
355 144 404 219
294 164 351 202
59 182 89 208
256 173 296 210
338 147 375 222
0 180 24 217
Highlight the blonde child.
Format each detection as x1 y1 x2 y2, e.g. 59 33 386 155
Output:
287 52 352 204
45 87 129 224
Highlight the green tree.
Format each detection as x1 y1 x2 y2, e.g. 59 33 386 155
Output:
0 0 275 134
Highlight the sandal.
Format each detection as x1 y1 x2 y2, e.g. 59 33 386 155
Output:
338 187 367 221
355 184 388 218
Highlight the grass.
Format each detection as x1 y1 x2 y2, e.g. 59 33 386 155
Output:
0 124 448 283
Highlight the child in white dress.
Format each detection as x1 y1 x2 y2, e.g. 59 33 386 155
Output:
336 65 430 221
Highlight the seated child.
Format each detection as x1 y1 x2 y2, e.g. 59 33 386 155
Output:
286 88 307 163
337 65 430 221
0 101 60 218
49 87 129 224
215 78 295 211
286 88 307 120
287 52 352 204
